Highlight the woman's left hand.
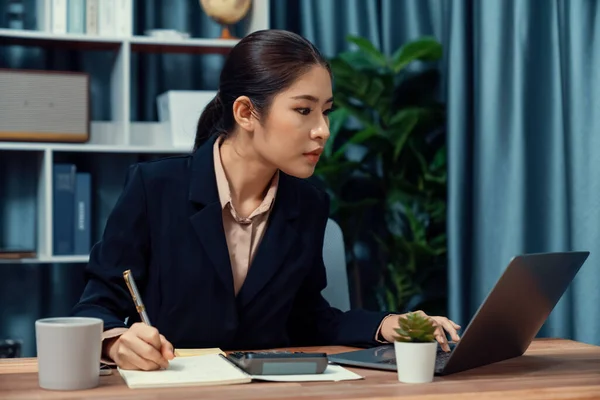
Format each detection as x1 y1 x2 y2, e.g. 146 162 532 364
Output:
380 310 462 352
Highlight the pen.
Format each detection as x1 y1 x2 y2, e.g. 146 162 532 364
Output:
123 269 151 326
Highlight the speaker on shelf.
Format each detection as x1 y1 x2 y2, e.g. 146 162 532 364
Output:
0 69 90 143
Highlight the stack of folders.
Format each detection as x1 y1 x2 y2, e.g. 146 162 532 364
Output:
118 348 364 389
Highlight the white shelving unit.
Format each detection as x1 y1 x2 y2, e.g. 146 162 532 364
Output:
0 0 270 264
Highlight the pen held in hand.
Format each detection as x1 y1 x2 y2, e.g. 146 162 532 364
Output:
123 269 152 326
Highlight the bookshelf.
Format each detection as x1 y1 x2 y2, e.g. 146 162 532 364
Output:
0 0 271 264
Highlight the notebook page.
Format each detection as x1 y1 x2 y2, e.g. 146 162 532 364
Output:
118 354 251 389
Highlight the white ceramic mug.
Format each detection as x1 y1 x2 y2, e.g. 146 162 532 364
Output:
35 317 103 390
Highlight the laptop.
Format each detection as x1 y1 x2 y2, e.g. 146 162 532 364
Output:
328 251 590 376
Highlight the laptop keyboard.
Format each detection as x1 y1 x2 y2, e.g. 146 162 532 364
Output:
377 347 453 371
436 349 452 369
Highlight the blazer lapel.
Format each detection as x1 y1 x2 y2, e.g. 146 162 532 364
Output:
237 173 300 308
188 135 235 296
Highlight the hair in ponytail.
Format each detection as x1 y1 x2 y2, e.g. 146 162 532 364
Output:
193 92 225 151
192 29 330 152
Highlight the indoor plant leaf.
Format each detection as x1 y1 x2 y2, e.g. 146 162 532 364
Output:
332 92 375 128
391 36 443 74
339 50 385 72
325 108 351 157
388 110 420 160
332 125 379 160
346 35 388 68
329 57 357 80
314 160 360 178
363 76 387 109
430 146 447 172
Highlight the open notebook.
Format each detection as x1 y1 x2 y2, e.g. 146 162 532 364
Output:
119 354 251 389
118 353 363 389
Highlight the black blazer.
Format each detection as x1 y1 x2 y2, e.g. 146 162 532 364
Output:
71 135 389 350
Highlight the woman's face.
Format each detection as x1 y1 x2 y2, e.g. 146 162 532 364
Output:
251 65 334 179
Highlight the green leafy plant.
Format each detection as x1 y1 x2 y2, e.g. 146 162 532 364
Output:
314 35 447 314
393 312 437 343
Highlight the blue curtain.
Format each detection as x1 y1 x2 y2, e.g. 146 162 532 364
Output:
271 0 445 57
445 0 600 346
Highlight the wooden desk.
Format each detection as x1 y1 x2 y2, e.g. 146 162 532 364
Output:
1 339 599 399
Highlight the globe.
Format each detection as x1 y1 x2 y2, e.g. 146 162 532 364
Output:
199 0 252 39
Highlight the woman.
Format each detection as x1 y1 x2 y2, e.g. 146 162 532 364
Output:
71 29 460 371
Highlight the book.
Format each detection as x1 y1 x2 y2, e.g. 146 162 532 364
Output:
51 0 67 33
85 0 98 34
0 249 36 259
73 172 91 255
118 354 364 389
118 354 251 389
67 0 85 34
53 164 76 255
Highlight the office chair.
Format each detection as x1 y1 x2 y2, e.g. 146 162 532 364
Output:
321 218 351 311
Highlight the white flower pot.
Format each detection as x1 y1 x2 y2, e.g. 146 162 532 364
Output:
394 341 437 383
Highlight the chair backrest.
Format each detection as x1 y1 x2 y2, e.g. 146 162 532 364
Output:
321 218 351 311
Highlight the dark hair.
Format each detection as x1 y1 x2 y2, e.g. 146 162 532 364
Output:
193 29 331 151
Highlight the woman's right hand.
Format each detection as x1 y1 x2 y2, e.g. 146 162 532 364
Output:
104 323 175 370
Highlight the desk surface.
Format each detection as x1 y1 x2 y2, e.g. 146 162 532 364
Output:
1 339 599 399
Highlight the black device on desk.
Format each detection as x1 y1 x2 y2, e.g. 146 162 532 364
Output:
227 351 328 375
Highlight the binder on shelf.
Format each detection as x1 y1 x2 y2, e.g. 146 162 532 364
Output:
52 164 76 255
74 172 91 255
52 165 93 256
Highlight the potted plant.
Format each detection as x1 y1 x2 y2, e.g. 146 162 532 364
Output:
314 35 448 314
392 312 438 383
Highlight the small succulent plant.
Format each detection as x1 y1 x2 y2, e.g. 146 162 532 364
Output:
393 312 437 343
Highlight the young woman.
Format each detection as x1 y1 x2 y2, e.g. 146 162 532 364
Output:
71 29 460 371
